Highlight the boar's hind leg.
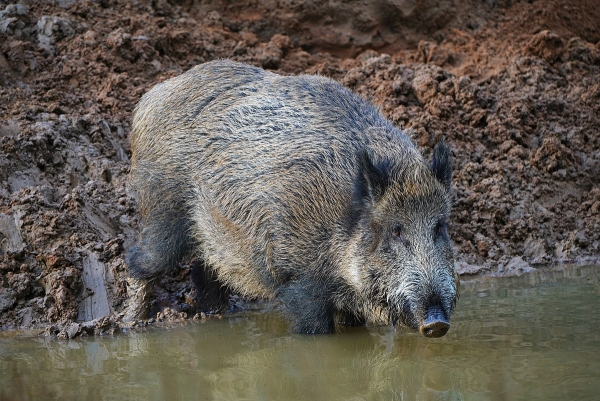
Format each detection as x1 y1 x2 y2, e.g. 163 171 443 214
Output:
277 281 336 334
127 209 194 280
123 209 193 321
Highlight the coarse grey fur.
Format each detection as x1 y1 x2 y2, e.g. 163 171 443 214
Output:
127 60 458 335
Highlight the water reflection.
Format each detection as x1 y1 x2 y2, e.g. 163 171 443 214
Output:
1 265 599 401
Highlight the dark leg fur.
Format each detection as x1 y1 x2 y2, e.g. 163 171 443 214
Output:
277 280 336 334
337 310 365 326
191 261 230 314
127 210 193 280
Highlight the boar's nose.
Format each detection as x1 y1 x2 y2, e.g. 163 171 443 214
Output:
419 306 450 338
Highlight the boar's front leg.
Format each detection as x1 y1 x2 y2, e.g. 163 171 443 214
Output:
337 310 365 326
276 280 335 334
191 261 230 314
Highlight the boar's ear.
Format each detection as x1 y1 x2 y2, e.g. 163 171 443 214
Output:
430 141 452 193
357 149 389 204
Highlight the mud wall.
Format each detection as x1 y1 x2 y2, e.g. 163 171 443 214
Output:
0 0 599 332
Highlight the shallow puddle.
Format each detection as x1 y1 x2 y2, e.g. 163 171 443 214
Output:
1 265 599 401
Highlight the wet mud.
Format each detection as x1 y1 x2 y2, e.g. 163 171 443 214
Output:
0 0 599 334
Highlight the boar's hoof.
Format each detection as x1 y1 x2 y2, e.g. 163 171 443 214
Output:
419 306 450 338
122 277 151 322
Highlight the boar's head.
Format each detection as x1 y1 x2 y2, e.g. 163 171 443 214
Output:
347 141 458 338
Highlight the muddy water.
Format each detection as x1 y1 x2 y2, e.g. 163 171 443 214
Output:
1 265 599 401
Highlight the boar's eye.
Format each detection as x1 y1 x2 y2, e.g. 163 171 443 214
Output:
392 225 404 241
435 220 447 240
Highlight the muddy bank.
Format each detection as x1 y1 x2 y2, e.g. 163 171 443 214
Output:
0 0 599 333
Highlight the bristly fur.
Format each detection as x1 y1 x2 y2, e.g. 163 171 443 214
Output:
126 60 458 334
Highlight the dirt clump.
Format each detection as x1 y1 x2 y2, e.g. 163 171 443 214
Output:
0 0 599 334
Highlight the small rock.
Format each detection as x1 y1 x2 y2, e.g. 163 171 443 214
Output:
83 30 97 46
456 261 487 275
269 34 291 51
37 16 73 53
106 27 131 49
0 211 26 254
412 71 438 103
37 16 74 41
573 232 589 248
0 288 16 312
523 236 551 264
504 256 535 276
526 30 564 64
204 10 222 27
64 322 81 339
56 0 77 8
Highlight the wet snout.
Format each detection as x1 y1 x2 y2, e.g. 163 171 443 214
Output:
419 305 450 338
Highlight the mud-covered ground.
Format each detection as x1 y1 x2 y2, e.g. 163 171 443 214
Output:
0 0 599 335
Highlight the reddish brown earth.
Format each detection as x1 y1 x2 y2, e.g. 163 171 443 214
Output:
1 0 599 336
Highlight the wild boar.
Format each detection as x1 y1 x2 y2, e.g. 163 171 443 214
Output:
126 60 458 336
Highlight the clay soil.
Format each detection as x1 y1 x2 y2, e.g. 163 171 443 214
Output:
0 0 599 336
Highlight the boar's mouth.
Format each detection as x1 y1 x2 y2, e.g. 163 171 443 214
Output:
386 298 420 332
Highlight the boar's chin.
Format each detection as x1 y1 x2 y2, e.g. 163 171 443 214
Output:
387 299 420 331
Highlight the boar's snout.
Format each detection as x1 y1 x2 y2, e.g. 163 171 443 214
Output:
419 305 450 338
